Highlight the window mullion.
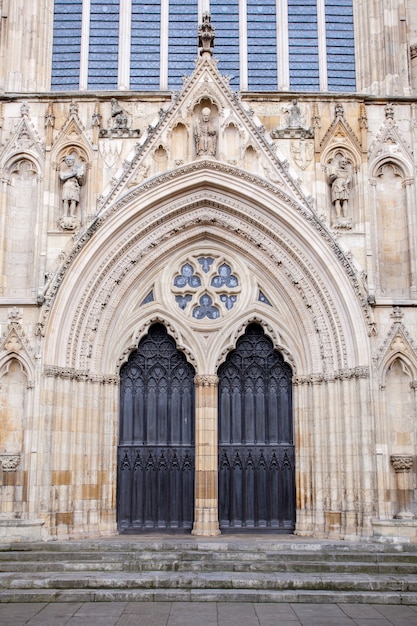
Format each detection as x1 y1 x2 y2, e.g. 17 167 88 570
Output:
239 0 248 90
79 0 91 90
277 0 289 90
118 0 132 89
160 0 169 89
317 0 328 91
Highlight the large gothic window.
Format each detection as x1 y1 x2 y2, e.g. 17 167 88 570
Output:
51 0 356 92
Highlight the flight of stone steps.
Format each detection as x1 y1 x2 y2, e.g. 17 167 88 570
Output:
0 537 417 604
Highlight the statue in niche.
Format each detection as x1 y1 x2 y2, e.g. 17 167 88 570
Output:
59 153 85 230
194 107 217 157
327 154 353 226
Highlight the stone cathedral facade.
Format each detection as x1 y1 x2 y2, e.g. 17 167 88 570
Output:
1 0 417 543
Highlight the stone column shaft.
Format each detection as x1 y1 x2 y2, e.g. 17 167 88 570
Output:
192 374 220 536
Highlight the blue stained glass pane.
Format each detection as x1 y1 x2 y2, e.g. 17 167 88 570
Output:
247 0 277 90
325 0 356 91
51 0 83 89
288 0 319 91
168 0 199 89
88 0 119 89
211 0 240 87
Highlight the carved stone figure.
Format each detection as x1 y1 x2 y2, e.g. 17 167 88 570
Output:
327 155 352 219
194 107 217 157
59 154 85 217
285 99 303 128
111 98 129 133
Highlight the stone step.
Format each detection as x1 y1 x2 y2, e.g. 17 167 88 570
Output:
2 539 416 554
2 570 417 593
1 558 416 575
0 547 416 564
0 587 416 605
0 539 416 604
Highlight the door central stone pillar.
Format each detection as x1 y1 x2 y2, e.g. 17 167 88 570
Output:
192 374 221 536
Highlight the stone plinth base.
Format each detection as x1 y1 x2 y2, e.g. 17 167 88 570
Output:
0 519 45 542
372 519 417 543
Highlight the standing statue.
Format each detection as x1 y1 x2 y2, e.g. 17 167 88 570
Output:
328 155 352 219
59 154 85 217
285 99 304 128
194 107 217 157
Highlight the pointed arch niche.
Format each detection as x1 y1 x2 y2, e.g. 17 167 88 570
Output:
0 357 29 518
371 160 416 299
0 158 39 298
376 332 417 520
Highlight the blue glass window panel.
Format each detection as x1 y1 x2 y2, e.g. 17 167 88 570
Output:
210 0 240 88
168 0 199 89
288 0 319 91
247 0 278 90
130 0 161 90
325 0 356 91
88 0 119 89
52 0 82 90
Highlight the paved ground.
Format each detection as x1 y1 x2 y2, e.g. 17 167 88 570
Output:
1 602 417 626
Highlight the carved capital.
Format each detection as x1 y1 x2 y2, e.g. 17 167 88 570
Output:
390 455 414 473
194 374 219 387
0 454 20 472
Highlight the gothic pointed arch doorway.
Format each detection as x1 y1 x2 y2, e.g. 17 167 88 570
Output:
117 323 196 532
218 323 295 532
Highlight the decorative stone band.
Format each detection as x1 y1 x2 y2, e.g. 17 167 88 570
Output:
390 455 414 473
411 43 417 60
293 367 370 385
194 374 219 387
0 454 20 472
44 365 119 385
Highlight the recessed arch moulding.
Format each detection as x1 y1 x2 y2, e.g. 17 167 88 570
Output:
41 166 374 539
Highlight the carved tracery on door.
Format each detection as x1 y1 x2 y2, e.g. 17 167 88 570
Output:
117 324 195 532
218 323 295 532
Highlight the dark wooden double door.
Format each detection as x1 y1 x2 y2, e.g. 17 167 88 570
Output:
117 323 295 532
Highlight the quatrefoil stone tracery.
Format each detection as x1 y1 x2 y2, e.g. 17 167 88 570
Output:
172 257 240 320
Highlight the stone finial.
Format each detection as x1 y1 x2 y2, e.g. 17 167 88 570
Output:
358 103 368 129
92 101 101 128
198 13 215 56
334 103 345 119
312 103 321 129
45 103 55 128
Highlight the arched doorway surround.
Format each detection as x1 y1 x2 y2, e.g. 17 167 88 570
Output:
42 163 372 539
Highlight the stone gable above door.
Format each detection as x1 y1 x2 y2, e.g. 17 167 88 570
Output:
96 46 312 217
